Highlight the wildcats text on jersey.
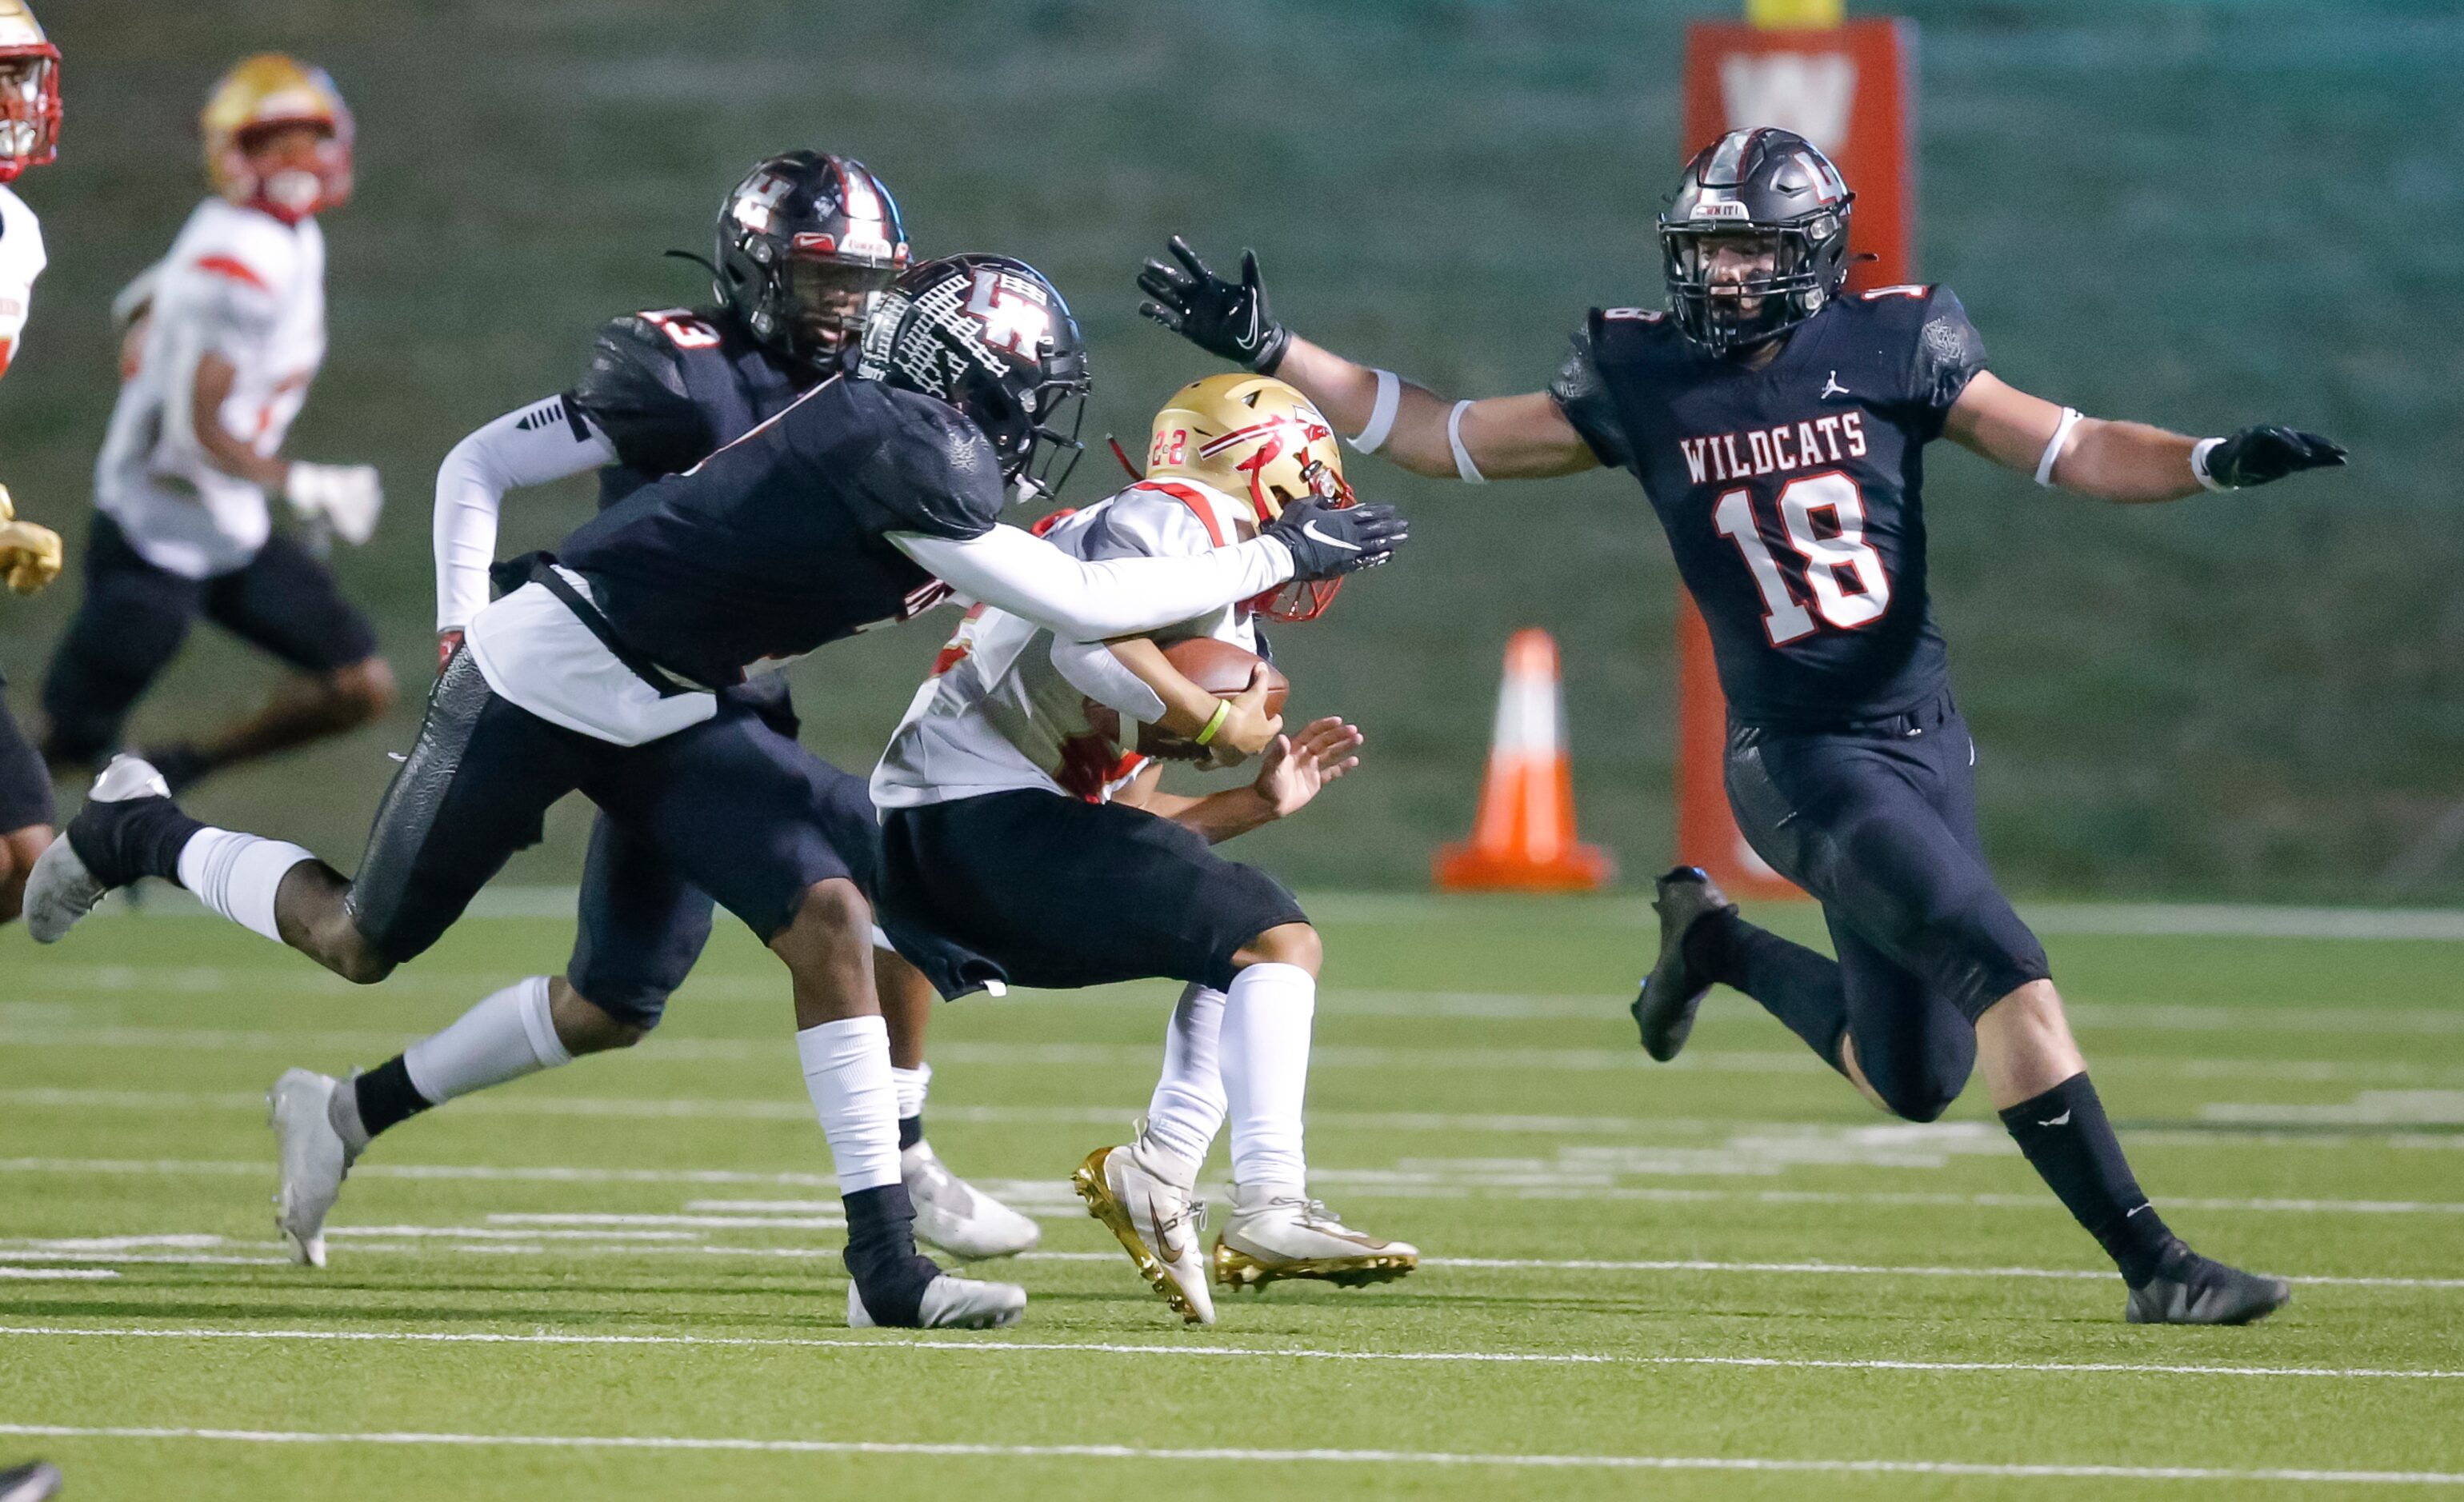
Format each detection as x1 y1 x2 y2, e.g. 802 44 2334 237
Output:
1678 410 1867 485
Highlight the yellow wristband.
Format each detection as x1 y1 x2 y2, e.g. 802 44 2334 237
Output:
1194 698 1234 747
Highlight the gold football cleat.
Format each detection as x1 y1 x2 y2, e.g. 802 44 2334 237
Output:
1211 1185 1420 1291
1070 1144 1214 1326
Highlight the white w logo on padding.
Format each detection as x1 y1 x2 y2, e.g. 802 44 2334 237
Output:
1719 53 1858 154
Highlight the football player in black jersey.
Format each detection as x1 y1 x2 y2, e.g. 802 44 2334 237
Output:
1140 128 2343 1325
253 152 1038 1268
28 251 1407 1331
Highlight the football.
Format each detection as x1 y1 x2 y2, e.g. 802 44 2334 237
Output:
1162 636 1288 718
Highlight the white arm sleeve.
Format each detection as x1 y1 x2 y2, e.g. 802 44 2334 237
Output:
433 396 618 631
890 525 1293 642
1050 637 1170 725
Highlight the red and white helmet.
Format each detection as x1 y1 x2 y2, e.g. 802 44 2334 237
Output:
0 0 60 183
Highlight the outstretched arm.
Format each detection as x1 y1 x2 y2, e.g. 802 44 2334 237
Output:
1945 370 2345 503
1117 717 1366 844
1138 236 1598 481
891 494 1404 643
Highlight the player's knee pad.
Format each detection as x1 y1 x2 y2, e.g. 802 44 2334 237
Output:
1857 1017 1977 1123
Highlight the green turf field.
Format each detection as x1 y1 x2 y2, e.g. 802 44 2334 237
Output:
2 896 2460 1498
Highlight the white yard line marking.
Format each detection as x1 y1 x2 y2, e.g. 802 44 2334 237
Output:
485 1213 846 1230
0 1269 117 1280
0 1421 2454 1482
2 1233 2451 1290
1418 1255 2464 1289
0 1325 2455 1381
5 1025 2457 1085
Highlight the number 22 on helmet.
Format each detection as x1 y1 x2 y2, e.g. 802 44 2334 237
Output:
1146 372 1356 623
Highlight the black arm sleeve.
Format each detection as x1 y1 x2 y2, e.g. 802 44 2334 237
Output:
1910 287 1989 431
842 389 1006 541
566 316 713 478
1546 314 1637 471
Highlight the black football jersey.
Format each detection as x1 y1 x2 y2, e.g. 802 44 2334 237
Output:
1552 286 1986 729
566 307 821 508
555 376 1002 689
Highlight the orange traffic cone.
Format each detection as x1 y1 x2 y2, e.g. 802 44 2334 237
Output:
1434 629 1614 892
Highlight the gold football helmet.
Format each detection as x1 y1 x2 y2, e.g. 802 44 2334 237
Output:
0 0 59 183
202 54 352 222
1144 373 1355 621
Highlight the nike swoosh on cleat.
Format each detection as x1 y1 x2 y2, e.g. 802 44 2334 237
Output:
2038 1109 2072 1127
1300 520 1362 552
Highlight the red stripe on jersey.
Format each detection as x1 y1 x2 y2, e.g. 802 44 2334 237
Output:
1130 481 1226 548
194 254 269 290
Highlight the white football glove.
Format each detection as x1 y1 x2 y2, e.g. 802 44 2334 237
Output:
284 461 384 546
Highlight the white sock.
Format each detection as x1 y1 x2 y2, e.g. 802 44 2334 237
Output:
402 976 570 1104
797 1015 902 1194
174 828 314 945
891 1061 931 1125
1139 982 1226 1180
1219 962 1315 1191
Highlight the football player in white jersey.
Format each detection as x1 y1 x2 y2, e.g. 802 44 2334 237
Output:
0 0 59 928
38 54 394 793
873 374 1419 1324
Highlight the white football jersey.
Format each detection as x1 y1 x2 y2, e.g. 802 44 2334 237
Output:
872 477 1258 809
94 198 327 578
0 184 46 380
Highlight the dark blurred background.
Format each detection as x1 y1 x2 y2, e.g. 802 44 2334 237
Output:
2 0 2457 898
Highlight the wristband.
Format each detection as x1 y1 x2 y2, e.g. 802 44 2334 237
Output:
1446 399 1487 484
1350 370 1402 453
2190 437 2229 492
2034 407 2084 488
1194 698 1234 747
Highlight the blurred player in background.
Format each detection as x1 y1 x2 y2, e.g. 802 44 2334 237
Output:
1144 128 2344 1325
874 374 1417 1326
0 0 59 927
274 152 1037 1267
27 254 1401 1329
38 54 392 793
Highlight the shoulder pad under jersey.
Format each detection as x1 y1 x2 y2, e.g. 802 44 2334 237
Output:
838 381 1006 541
568 311 716 477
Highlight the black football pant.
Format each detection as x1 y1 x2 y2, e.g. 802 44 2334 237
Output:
346 653 875 967
1715 691 2050 1122
40 514 379 765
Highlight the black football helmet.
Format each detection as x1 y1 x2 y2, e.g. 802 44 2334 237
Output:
1659 127 1854 357
855 254 1090 504
713 150 910 371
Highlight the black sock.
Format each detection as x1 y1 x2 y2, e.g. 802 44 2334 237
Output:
79 797 206 888
898 1114 923 1152
1999 1073 2174 1285
842 1182 938 1324
1695 912 1850 1069
353 1056 436 1140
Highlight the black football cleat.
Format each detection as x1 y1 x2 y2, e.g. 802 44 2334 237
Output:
0 1459 63 1502
2126 1240 2292 1326
1630 865 1738 1061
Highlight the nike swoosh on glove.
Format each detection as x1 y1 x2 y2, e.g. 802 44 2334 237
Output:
2204 425 2346 489
1135 235 1291 375
1263 498 1408 581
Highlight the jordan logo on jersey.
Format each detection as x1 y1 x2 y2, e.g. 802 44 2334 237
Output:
1679 410 1867 485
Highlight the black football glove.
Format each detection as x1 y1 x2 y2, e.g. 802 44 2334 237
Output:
2203 425 2346 489
1263 497 1408 581
1136 235 1291 374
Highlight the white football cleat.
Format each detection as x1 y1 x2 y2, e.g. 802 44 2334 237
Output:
1214 1183 1419 1291
22 754 170 944
267 1068 357 1268
905 1139 1041 1260
846 1272 1026 1330
1072 1143 1214 1325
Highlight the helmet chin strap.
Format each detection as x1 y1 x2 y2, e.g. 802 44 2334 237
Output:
247 166 326 224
